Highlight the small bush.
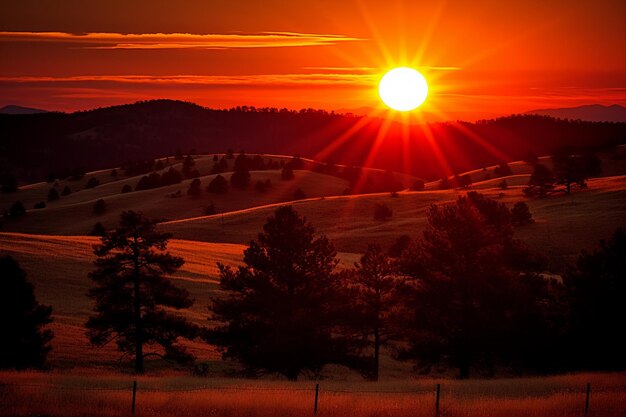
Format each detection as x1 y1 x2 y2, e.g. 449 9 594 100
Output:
89 222 106 236
281 165 295 180
511 201 534 226
293 188 306 200
204 203 217 215
92 199 106 215
8 201 26 217
61 186 72 196
207 175 229 194
85 177 100 189
498 179 508 189
33 201 46 209
187 178 202 196
47 188 59 202
121 184 132 194
374 203 392 220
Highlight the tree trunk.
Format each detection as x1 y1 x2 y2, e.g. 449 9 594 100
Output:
373 326 380 381
132 239 144 374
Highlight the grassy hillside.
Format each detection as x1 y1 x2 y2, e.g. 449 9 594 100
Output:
162 175 626 267
0 232 360 368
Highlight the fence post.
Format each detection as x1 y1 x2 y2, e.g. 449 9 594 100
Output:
314 383 319 414
132 380 137 416
584 382 590 417
435 383 440 417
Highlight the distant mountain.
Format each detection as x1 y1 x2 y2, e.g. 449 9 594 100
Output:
526 104 626 123
0 105 49 115
1 99 625 182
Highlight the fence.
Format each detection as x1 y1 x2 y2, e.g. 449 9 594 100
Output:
2 380 596 417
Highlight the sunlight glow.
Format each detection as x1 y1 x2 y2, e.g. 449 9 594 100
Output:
378 67 428 111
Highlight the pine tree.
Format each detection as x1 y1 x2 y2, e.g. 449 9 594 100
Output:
523 164 555 197
0 255 53 369
86 211 197 373
208 206 346 380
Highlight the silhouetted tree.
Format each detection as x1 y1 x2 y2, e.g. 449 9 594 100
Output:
204 203 217 215
230 169 251 189
466 191 512 227
563 229 626 371
0 255 53 369
290 155 305 169
208 206 346 380
281 165 295 180
374 203 392 221
438 177 451 190
61 186 72 196
121 184 133 194
388 234 412 258
498 179 508 189
226 149 234 159
410 180 425 191
93 199 107 215
347 245 399 380
207 175 229 194
552 152 601 195
293 188 306 200
47 188 59 202
85 177 100 189
86 211 197 373
111 168 118 178
494 161 513 177
254 179 272 193
161 167 183 185
187 178 202 196
523 164 555 197
182 155 196 179
33 201 46 209
213 155 219 162
89 221 107 236
398 194 548 379
511 201 534 226
8 200 26 217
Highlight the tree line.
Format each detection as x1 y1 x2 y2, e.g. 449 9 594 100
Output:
2 192 623 379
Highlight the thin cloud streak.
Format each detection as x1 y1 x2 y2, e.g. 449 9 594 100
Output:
0 31 363 49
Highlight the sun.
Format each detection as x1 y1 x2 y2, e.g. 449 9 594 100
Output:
378 67 429 111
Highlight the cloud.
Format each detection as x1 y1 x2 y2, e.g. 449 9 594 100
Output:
0 73 377 87
0 31 363 49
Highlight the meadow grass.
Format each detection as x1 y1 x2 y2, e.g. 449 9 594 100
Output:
0 370 624 417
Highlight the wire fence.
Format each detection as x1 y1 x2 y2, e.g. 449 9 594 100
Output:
1 380 596 417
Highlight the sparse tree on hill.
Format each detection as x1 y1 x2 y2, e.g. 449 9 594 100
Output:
374 203 392 221
182 155 196 179
187 178 202 196
204 203 217 215
121 184 132 194
207 175 229 194
281 165 295 180
552 152 601 195
494 161 513 177
33 201 46 209
47 188 59 202
61 186 72 196
89 221 107 236
208 206 348 380
498 179 508 189
226 148 234 159
111 168 118 178
293 188 306 200
511 201 534 226
230 168 251 189
86 211 197 373
0 255 53 369
93 199 106 215
388 234 412 258
523 164 555 198
398 194 548 379
8 200 26 217
346 245 399 380
85 177 100 189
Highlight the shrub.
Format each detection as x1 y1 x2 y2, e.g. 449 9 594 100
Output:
230 170 251 189
204 203 217 215
498 179 508 189
61 186 72 196
207 175 229 194
89 222 106 236
8 201 26 217
294 188 306 200
187 178 202 196
92 199 106 215
33 201 46 209
281 165 295 180
121 184 132 194
47 188 59 201
85 177 100 189
494 161 513 177
511 201 534 225
374 203 392 220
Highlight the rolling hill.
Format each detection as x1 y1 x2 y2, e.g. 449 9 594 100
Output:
527 104 626 123
2 99 625 183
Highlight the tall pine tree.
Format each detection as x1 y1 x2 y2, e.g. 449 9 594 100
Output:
86 211 197 373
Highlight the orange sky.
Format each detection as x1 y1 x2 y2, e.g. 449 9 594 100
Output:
1 0 624 121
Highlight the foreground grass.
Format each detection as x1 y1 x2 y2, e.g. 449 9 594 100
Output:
0 371 624 417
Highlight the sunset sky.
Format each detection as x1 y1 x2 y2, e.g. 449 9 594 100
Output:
1 0 624 121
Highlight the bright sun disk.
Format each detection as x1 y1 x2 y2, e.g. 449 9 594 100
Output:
379 67 428 111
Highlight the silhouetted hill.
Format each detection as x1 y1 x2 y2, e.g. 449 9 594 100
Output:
0 105 48 115
1 99 625 182
527 104 626 123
